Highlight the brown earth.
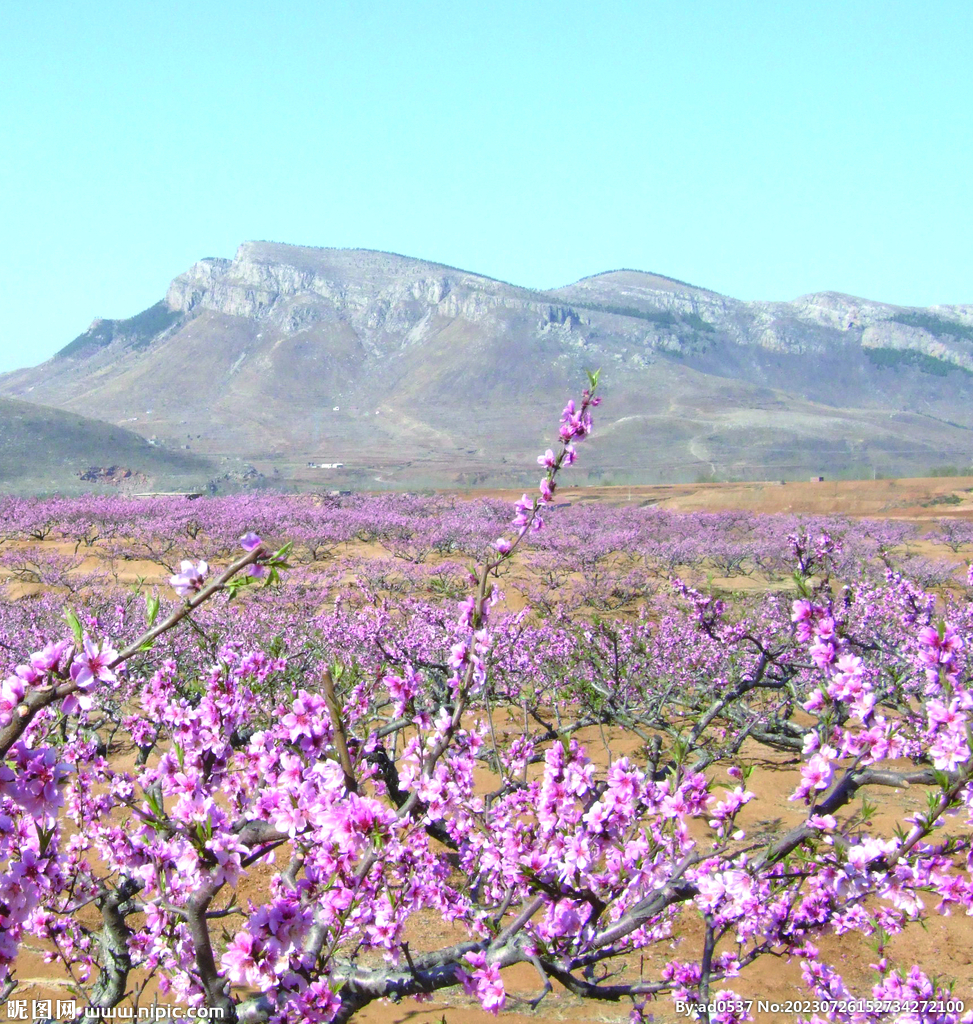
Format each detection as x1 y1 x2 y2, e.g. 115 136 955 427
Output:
454 475 973 521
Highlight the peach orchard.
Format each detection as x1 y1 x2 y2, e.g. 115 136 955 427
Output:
1 380 973 1023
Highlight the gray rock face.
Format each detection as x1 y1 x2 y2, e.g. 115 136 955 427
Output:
162 241 973 368
3 241 973 486
165 243 583 356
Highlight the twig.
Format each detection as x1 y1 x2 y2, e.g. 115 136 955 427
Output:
323 666 358 793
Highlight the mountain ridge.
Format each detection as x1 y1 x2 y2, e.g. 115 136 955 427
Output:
4 242 973 488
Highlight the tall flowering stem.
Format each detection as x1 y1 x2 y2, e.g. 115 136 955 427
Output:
489 370 601 572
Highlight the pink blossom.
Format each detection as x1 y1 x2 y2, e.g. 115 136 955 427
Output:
456 952 506 1014
0 676 25 728
169 559 208 597
791 753 833 803
69 637 118 691
29 640 71 675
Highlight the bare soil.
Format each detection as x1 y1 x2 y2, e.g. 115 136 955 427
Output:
456 475 973 521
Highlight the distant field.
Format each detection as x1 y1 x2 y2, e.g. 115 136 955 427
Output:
457 474 973 519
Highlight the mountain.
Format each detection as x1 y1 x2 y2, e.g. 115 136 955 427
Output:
0 397 212 494
3 241 973 487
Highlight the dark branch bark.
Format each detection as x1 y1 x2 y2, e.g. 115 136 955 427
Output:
89 877 143 1008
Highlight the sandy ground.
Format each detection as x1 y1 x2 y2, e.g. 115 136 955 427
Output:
454 475 973 520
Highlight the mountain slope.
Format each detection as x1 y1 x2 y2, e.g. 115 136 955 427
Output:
3 242 972 486
0 397 212 493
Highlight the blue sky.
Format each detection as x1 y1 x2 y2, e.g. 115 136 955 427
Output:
1 0 971 372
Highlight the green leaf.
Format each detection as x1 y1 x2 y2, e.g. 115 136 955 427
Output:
145 594 160 628
144 789 164 818
37 825 57 856
64 608 84 646
263 566 282 587
224 576 254 599
860 795 876 822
